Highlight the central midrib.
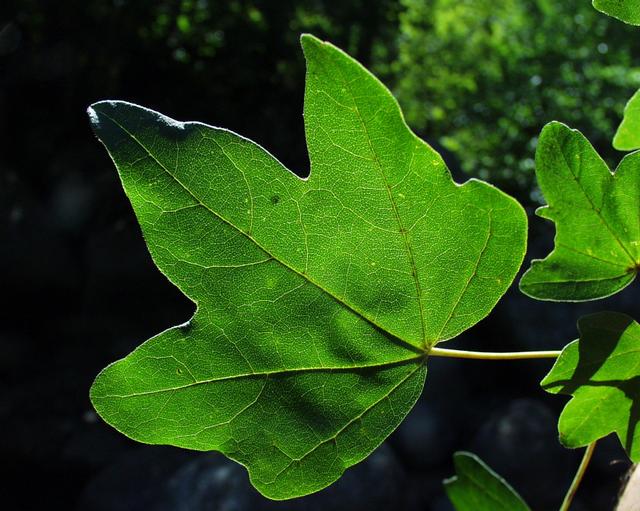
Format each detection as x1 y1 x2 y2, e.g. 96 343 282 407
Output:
332 60 428 346
99 109 424 355
97 353 427 399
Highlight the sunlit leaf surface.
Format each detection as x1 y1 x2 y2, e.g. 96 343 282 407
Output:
88 34 527 499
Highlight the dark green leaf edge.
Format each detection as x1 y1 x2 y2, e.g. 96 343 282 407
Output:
444 451 530 511
541 312 640 461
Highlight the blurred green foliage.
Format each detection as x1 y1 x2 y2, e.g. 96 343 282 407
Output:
393 0 640 200
5 0 640 203
3 0 400 180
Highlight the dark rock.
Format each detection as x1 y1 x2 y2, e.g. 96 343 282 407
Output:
62 421 130 470
402 471 451 511
251 443 407 511
470 398 573 509
429 495 455 511
78 443 408 511
49 173 96 234
77 447 196 511
392 400 456 470
161 455 252 511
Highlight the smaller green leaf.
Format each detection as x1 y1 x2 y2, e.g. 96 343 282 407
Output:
542 312 640 461
444 451 530 511
593 0 640 25
519 122 639 302
614 89 640 151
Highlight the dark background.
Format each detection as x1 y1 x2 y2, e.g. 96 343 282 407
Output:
1 1 639 509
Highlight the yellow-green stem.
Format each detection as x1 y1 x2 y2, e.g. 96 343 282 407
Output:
559 442 597 511
428 347 561 360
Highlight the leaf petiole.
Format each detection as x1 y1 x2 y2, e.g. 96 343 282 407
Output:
428 347 561 360
559 441 596 511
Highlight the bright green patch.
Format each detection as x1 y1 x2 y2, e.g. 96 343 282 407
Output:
520 122 640 301
593 0 640 25
88 34 527 499
444 452 530 511
542 312 640 461
614 89 640 151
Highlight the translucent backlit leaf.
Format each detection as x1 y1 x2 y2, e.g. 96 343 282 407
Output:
88 34 527 499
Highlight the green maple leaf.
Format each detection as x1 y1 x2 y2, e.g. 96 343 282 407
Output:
88 34 527 499
444 452 530 511
519 122 640 301
614 89 640 151
542 312 640 460
593 0 640 25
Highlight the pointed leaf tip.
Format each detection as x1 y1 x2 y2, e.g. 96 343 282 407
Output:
300 33 322 46
87 101 126 137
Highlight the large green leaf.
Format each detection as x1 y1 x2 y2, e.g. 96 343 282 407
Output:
542 312 640 461
614 89 640 151
519 122 639 301
88 34 527 499
444 452 530 511
593 0 640 25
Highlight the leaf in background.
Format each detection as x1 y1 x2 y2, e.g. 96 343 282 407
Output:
593 0 640 25
542 312 640 461
87 34 527 499
444 452 530 511
519 122 639 301
614 89 640 151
